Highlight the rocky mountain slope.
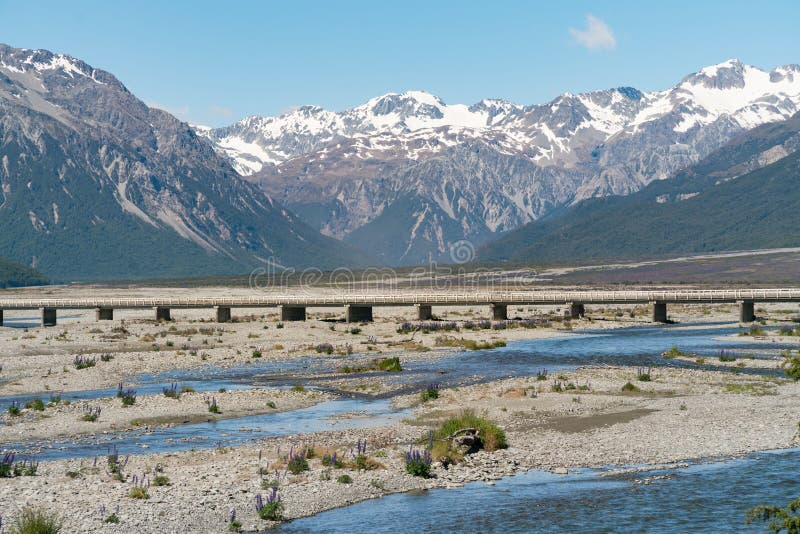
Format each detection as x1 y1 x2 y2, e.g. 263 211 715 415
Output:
478 111 800 262
0 44 374 281
202 60 800 265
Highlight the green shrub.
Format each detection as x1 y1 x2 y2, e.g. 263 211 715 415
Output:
8 506 63 534
152 475 170 486
252 350 262 358
436 337 506 351
404 449 432 478
287 455 309 474
621 382 640 392
435 411 507 451
378 357 402 372
782 350 800 381
339 357 402 374
662 345 687 359
746 496 800 532
129 487 149 499
420 386 440 402
25 398 45 411
336 474 353 484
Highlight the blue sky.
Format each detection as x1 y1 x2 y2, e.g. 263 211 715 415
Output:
1 0 798 126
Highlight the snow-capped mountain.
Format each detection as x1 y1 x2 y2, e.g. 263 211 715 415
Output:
0 44 373 280
204 91 524 175
205 59 800 265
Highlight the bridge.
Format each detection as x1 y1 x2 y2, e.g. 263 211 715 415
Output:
1 289 798 326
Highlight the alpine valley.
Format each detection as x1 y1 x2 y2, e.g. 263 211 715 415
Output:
202 59 800 265
3 42 800 282
0 44 374 281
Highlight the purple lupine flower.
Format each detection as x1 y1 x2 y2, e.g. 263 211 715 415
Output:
229 508 236 523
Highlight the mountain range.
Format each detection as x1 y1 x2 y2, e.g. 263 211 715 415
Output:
0 44 373 281
478 111 800 262
201 59 800 265
2 42 800 283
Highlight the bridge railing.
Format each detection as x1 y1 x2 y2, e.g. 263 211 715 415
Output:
1 288 800 309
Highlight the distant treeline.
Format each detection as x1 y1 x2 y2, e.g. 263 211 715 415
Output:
0 257 48 288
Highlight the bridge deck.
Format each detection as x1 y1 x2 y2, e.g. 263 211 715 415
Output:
0 289 798 310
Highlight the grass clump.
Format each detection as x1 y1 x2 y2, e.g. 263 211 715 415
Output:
8 506 63 534
420 384 440 402
377 357 401 372
722 383 773 395
72 355 96 370
8 401 21 416
662 345 689 359
25 398 45 412
315 343 334 355
340 357 402 374
434 410 507 452
152 475 171 486
781 350 800 381
336 474 353 484
636 366 651 382
129 486 149 499
287 454 309 474
119 388 137 407
404 449 432 478
435 337 506 351
621 382 641 393
255 489 283 521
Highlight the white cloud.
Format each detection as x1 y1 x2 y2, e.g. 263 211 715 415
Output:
569 15 616 51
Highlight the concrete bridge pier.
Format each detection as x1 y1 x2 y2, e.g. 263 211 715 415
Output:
95 307 114 321
345 305 373 323
490 303 508 321
40 307 57 327
738 300 756 322
416 304 433 321
569 303 585 319
279 305 306 321
214 306 232 323
154 306 171 322
651 301 668 323
0 309 3 327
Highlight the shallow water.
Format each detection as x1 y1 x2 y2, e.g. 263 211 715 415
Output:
0 358 323 413
0 322 794 462
12 397 408 462
282 448 800 533
387 322 789 390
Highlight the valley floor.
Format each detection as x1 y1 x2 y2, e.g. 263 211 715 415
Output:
0 285 798 532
